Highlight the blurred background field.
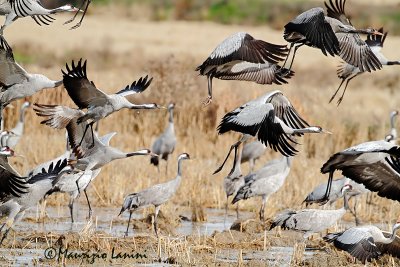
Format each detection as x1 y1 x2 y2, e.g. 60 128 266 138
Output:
1 1 400 264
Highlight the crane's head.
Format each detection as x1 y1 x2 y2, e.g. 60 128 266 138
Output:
168 103 175 110
391 110 399 118
52 4 81 13
0 146 14 157
341 184 353 195
22 102 30 109
178 153 190 161
385 134 395 143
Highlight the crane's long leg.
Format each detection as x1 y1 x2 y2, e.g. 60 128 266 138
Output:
77 122 95 149
69 197 75 223
224 196 229 226
259 196 267 221
336 76 357 106
236 203 239 219
84 189 92 220
214 140 242 174
281 43 294 70
165 159 168 176
65 0 92 30
0 227 10 245
320 171 334 205
124 211 133 237
281 43 303 76
0 105 3 132
329 78 346 103
203 75 213 106
64 0 86 24
154 205 161 238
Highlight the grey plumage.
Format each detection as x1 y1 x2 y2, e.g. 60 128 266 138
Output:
332 28 399 105
120 153 190 237
319 140 400 204
0 159 67 244
0 0 79 33
215 90 330 173
62 59 160 148
270 184 352 238
0 36 62 126
151 103 177 172
283 0 382 74
324 223 400 263
196 32 291 105
1 101 30 149
240 140 266 172
233 156 292 220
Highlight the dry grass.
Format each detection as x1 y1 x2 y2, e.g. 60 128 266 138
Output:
2 10 400 266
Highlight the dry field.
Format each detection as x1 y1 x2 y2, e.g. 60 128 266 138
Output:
0 10 400 266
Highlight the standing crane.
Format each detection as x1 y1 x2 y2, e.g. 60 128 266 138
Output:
0 0 80 33
62 59 161 148
317 140 400 205
270 184 352 238
283 0 382 74
119 153 190 237
0 36 62 126
1 102 30 149
240 140 266 172
33 104 155 206
196 32 292 105
232 156 292 221
150 103 177 174
214 90 330 173
0 159 66 244
332 28 400 105
303 177 368 225
324 221 400 263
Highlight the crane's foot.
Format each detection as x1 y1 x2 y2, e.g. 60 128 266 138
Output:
202 96 212 107
70 22 82 30
328 94 336 104
336 97 344 106
64 17 75 25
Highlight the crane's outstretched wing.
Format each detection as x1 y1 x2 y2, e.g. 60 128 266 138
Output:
213 62 294 85
0 35 29 87
116 75 153 97
8 0 56 25
336 32 382 72
324 229 381 264
325 0 352 26
217 98 298 157
196 32 288 74
62 59 108 109
28 159 67 184
0 153 27 203
34 103 101 159
284 7 340 56
267 91 310 133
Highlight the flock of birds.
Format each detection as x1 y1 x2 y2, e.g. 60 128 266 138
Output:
0 0 398 264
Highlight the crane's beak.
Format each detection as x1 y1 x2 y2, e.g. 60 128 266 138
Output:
54 80 63 87
322 129 332 135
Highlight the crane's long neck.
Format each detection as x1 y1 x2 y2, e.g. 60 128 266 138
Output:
285 156 293 167
381 225 400 244
168 107 174 123
292 127 322 134
177 158 185 177
391 114 397 130
342 192 349 211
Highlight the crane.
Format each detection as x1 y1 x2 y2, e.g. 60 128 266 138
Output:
0 159 67 245
119 153 190 237
0 0 80 33
318 140 400 205
150 103 177 174
0 36 62 126
270 184 352 238
1 102 30 148
283 0 382 74
324 221 400 263
233 156 292 221
332 28 400 105
196 32 291 105
214 90 330 173
62 59 161 148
